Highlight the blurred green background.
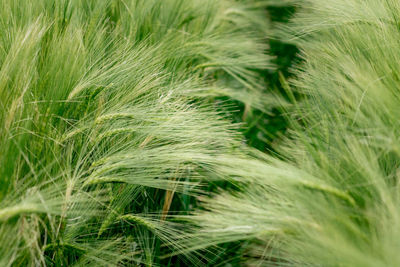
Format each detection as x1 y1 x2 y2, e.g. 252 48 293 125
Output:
236 4 298 152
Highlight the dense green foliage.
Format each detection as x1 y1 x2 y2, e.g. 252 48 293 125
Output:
0 0 273 265
2 0 396 266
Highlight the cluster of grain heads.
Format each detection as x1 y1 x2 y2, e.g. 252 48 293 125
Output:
180 0 400 266
0 0 272 265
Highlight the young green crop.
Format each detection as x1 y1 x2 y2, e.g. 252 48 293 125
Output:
0 0 272 265
181 0 400 266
